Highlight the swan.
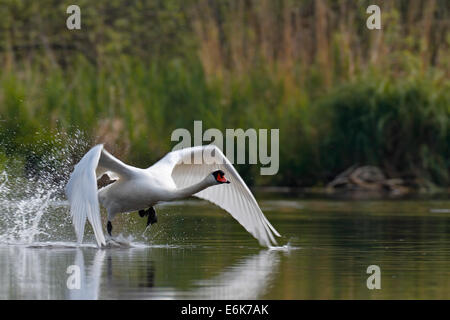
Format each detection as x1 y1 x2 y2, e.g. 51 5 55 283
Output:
65 144 281 248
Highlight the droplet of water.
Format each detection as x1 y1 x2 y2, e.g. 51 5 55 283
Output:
0 130 89 245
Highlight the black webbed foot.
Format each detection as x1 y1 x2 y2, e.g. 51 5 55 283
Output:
147 207 157 226
139 207 158 227
107 221 113 236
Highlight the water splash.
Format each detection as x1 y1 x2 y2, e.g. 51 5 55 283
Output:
268 240 301 252
0 170 55 244
0 131 88 245
104 234 136 248
0 130 173 248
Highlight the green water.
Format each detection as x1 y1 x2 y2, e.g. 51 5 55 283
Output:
0 198 449 299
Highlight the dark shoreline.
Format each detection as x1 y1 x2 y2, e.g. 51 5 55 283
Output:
253 186 450 200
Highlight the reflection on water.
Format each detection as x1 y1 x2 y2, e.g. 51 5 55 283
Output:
67 249 105 300
0 245 280 300
190 251 279 299
0 197 449 299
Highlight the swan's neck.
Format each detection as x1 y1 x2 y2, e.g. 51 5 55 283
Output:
170 177 214 200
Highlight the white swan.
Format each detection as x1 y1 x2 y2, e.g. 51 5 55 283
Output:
65 144 281 248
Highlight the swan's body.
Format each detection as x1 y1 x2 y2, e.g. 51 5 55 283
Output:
65 144 281 248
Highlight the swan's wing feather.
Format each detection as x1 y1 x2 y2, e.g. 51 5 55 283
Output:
65 145 134 247
96 148 134 179
151 145 281 247
65 145 105 247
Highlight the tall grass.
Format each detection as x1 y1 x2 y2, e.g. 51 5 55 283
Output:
0 0 449 188
0 55 448 187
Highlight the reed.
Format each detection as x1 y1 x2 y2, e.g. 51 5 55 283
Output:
0 0 448 188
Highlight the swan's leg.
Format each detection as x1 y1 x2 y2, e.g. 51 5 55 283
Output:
107 221 113 236
147 207 157 226
138 207 158 226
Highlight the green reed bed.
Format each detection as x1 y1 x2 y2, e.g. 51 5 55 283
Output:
0 56 448 189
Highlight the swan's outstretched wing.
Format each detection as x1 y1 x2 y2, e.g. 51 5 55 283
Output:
149 145 281 247
65 144 134 247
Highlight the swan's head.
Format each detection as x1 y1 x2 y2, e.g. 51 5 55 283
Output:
211 170 230 184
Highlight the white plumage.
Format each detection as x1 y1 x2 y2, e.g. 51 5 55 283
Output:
65 144 281 247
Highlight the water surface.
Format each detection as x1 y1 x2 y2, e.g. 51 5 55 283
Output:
0 185 449 299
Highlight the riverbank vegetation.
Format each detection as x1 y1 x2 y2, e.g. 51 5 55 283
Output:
0 0 448 190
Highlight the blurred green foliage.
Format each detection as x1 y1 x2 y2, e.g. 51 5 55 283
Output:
0 0 448 188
